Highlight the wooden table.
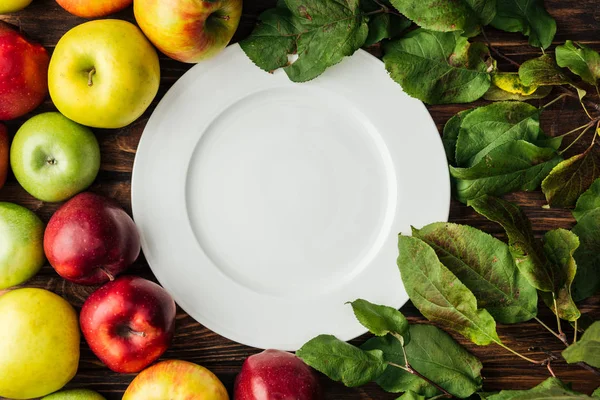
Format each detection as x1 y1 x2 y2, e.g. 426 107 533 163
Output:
1 0 599 398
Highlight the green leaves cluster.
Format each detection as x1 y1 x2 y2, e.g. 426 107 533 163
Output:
297 299 483 398
241 0 557 104
488 377 594 400
443 101 562 203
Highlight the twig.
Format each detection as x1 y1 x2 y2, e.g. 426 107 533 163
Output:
541 93 569 109
481 28 521 69
559 124 593 155
547 362 557 377
535 317 568 345
576 362 600 376
574 319 578 343
496 342 545 364
552 295 568 345
388 362 453 398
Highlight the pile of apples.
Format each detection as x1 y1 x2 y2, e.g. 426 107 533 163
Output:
0 0 325 399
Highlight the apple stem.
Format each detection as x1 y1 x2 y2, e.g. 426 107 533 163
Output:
129 330 146 338
88 67 96 87
215 14 231 21
100 267 115 281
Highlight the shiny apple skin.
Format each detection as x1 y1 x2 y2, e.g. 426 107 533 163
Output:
56 0 133 18
0 21 49 120
80 276 177 373
123 360 229 400
0 124 8 189
134 0 242 63
234 349 322 400
44 192 141 285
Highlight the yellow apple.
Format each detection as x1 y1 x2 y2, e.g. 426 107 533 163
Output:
123 360 229 400
48 20 160 129
0 288 80 399
0 0 32 13
134 0 242 63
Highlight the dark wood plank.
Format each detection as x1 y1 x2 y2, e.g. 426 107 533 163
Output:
1 0 599 399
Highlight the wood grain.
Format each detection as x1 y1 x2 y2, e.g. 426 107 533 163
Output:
1 0 599 398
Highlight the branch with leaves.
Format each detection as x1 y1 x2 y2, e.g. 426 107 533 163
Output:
240 0 600 397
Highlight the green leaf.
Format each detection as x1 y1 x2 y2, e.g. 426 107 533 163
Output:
397 235 501 346
361 0 411 46
240 7 301 72
487 378 592 400
572 209 600 301
573 178 600 222
484 84 552 101
363 334 436 396
387 0 496 37
296 334 387 387
450 140 562 203
443 109 475 166
454 101 541 167
383 29 492 104
542 145 600 208
593 387 600 398
413 222 537 324
362 325 483 397
349 299 409 339
556 41 600 86
519 55 570 87
562 321 600 368
540 229 581 321
240 0 369 82
468 195 553 292
395 391 426 400
490 0 556 49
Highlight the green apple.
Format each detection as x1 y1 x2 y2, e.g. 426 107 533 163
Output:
0 288 80 399
48 19 160 129
43 389 106 400
10 112 100 202
0 0 32 13
0 202 45 289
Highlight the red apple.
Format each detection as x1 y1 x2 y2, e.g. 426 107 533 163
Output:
133 0 242 63
44 192 141 285
235 349 322 400
80 276 177 373
55 0 132 18
0 124 8 189
0 22 49 121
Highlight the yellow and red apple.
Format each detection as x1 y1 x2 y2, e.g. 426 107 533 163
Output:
56 0 132 18
123 360 229 400
48 20 160 129
0 0 33 13
0 22 49 120
134 0 242 63
0 124 8 189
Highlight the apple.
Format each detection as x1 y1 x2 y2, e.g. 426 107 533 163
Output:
0 124 8 189
0 202 45 289
123 360 228 400
10 112 100 202
43 389 106 400
80 276 176 373
56 0 132 18
134 0 242 63
235 349 322 400
48 19 160 129
44 192 140 285
0 288 80 399
0 0 32 13
0 21 49 120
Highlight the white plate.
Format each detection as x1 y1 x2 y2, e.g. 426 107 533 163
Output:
132 44 450 350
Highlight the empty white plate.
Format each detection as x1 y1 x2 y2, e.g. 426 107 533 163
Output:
131 44 450 350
